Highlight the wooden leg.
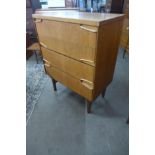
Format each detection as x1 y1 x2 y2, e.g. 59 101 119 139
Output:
34 51 38 64
101 88 107 98
123 49 126 59
86 100 92 113
51 78 57 91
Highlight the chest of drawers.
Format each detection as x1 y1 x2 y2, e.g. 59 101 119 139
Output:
33 11 124 113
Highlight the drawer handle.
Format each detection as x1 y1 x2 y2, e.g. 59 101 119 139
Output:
80 79 94 90
40 42 47 48
80 59 95 66
44 63 51 67
34 19 42 23
43 59 51 67
80 25 97 33
43 59 50 63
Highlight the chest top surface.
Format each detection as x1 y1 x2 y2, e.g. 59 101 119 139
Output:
32 10 124 26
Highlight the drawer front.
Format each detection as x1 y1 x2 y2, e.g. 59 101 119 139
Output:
35 19 97 66
45 66 93 101
42 47 94 82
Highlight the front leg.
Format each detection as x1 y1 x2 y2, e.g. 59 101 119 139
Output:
51 77 57 91
101 88 107 98
123 48 126 59
86 100 92 113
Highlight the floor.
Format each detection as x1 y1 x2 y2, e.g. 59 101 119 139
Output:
26 49 129 155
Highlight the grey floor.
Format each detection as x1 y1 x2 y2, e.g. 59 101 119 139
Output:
26 49 129 155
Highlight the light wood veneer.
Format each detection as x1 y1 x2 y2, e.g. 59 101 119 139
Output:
33 11 124 112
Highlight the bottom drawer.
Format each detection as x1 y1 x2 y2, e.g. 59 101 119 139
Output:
45 66 93 101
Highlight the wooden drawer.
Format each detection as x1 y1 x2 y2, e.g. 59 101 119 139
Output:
45 65 93 101
35 19 97 66
42 47 94 82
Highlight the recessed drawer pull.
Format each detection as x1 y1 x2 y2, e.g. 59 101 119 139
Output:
44 63 51 67
80 25 97 33
80 59 95 66
80 79 94 90
34 19 42 23
43 59 51 67
40 42 47 48
43 59 50 63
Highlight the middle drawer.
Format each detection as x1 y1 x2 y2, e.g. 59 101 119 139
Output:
41 47 95 82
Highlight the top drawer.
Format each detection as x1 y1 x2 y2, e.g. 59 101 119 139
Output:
35 19 97 66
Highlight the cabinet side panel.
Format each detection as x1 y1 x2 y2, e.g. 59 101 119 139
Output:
93 19 123 99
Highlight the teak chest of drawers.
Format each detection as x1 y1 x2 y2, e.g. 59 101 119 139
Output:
33 11 124 113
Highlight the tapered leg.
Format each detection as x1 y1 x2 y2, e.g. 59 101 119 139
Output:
101 88 107 98
123 49 126 59
51 78 57 91
86 100 92 113
34 51 38 64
